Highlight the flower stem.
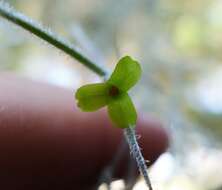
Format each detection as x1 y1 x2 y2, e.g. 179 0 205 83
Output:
124 126 153 190
0 1 107 77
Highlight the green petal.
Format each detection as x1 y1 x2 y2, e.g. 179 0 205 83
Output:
107 56 142 92
75 83 109 112
107 93 137 128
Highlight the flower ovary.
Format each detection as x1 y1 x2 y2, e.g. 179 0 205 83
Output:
109 85 120 97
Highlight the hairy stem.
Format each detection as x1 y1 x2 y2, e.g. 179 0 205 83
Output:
0 1 107 77
124 127 153 190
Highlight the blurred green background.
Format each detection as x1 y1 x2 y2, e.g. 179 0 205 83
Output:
1 0 222 189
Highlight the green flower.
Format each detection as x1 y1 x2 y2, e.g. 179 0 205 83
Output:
75 56 142 128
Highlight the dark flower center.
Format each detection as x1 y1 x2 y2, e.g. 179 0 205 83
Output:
109 85 120 96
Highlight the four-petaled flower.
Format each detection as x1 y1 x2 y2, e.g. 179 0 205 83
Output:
75 56 141 128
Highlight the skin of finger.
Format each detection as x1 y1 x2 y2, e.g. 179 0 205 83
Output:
0 73 168 189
